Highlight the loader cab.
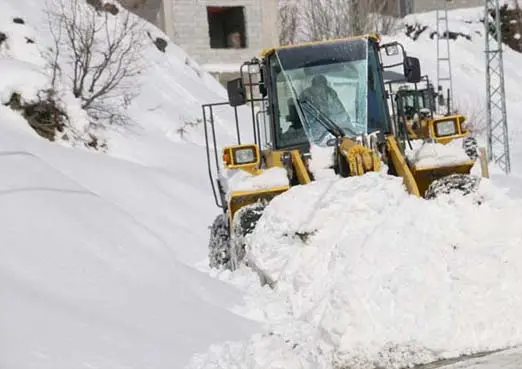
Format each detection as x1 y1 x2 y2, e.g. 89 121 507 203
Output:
225 36 421 152
397 87 435 116
388 76 436 120
262 36 393 151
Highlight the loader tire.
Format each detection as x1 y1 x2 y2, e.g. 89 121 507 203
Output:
230 202 266 270
462 136 479 160
425 173 480 200
208 213 231 269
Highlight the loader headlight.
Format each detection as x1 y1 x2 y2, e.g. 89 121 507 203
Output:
435 119 457 137
222 144 260 168
234 147 256 164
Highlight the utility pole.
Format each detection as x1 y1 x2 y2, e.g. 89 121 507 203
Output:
484 0 510 173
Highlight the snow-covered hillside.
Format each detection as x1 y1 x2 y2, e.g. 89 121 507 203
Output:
1 1 522 369
0 0 259 368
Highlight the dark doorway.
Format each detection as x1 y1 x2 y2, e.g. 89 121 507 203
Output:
207 6 247 49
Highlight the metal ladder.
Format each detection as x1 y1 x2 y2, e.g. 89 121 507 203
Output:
435 1 454 112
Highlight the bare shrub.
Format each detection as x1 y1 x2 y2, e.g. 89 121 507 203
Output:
5 90 68 141
280 0 395 42
300 0 352 41
278 0 299 45
45 0 146 126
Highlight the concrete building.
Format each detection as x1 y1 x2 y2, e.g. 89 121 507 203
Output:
118 0 279 84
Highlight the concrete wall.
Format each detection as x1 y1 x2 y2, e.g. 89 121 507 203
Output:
117 0 279 66
165 0 279 68
117 0 163 25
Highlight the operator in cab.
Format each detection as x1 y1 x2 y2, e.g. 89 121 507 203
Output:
300 74 351 126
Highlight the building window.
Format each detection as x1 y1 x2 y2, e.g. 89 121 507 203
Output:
206 6 247 49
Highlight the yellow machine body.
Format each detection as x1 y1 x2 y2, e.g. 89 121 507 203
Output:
203 34 489 259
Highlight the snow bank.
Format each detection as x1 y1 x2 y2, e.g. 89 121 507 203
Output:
406 138 472 168
0 1 263 367
195 172 522 368
0 113 259 369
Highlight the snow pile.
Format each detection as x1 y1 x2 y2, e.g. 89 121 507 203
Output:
192 172 522 368
221 167 289 199
406 138 472 168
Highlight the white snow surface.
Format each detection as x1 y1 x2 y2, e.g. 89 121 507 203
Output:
221 167 289 199
309 144 337 179
0 1 259 368
244 172 522 367
406 138 472 168
2 1 522 369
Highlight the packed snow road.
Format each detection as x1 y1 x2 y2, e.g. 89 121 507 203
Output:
415 347 522 368
193 172 522 369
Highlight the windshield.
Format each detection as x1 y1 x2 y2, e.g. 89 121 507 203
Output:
269 38 389 148
396 88 434 118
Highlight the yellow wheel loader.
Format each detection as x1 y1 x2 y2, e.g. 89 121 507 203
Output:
385 71 472 145
202 34 489 270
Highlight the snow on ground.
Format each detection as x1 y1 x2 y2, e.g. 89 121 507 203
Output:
2 1 522 369
406 138 472 168
191 172 522 369
0 0 250 168
245 173 522 367
0 1 262 368
0 105 261 369
221 167 289 200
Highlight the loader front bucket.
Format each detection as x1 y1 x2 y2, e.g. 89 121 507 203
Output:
228 185 289 223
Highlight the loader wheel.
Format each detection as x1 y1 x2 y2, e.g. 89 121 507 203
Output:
230 202 266 270
425 173 480 200
208 213 231 269
463 136 479 160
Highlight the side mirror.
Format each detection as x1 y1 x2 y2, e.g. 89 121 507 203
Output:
227 78 247 107
380 42 400 56
404 56 421 83
384 44 399 56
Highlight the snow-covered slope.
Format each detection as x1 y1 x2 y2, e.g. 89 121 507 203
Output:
0 1 260 368
0 113 261 369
